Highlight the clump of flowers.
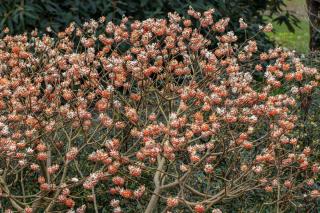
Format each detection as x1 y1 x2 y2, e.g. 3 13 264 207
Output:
0 6 319 212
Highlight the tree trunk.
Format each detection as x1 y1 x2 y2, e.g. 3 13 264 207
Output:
307 0 320 50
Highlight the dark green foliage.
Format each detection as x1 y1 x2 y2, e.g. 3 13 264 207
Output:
0 0 299 48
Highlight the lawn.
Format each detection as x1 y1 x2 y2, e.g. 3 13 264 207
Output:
267 0 309 53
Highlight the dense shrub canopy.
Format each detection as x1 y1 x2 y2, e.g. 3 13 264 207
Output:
0 0 300 50
0 7 319 213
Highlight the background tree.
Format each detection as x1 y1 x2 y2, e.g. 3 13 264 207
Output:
307 0 320 50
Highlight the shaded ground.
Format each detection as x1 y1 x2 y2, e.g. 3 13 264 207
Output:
267 0 309 53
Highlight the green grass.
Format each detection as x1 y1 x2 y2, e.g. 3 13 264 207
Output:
266 0 309 53
267 18 309 53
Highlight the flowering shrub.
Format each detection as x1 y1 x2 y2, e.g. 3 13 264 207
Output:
0 8 319 212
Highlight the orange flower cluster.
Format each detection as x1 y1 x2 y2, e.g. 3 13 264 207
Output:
0 7 319 212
